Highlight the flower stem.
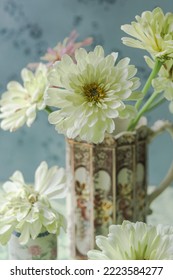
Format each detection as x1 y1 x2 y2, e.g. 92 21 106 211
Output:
128 91 159 131
146 96 165 113
135 59 163 110
128 59 163 131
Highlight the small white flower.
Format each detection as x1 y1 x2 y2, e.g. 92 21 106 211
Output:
45 45 140 143
87 221 173 260
0 63 48 132
121 7 173 60
0 161 67 245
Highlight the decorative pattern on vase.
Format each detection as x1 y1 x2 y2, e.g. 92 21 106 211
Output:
8 231 57 260
116 126 148 223
92 144 115 237
66 127 148 259
66 141 94 259
135 127 148 221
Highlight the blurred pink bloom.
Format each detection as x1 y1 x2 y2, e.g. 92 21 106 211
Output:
41 30 93 65
28 245 42 256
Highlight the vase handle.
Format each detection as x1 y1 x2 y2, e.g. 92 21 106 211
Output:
147 120 173 207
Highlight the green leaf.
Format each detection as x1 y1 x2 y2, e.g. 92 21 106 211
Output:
119 105 137 118
127 91 143 100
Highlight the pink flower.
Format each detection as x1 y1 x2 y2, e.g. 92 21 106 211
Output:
41 30 93 65
28 245 42 256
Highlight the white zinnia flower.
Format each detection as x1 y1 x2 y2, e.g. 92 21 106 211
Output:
87 221 173 260
145 56 173 113
45 45 140 143
0 161 67 245
121 7 173 60
0 63 48 132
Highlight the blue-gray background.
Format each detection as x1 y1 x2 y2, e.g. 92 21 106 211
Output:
0 0 173 185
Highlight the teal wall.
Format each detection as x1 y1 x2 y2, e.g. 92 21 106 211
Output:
0 0 173 185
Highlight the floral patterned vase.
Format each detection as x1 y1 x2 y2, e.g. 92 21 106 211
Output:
66 121 173 259
8 231 57 260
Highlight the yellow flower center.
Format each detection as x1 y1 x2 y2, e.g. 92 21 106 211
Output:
83 83 106 102
28 193 38 204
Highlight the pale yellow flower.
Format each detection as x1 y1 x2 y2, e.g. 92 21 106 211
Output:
87 221 173 260
121 7 173 60
45 45 140 143
0 63 48 132
0 161 67 245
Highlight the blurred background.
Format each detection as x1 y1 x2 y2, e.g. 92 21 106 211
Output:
0 0 173 185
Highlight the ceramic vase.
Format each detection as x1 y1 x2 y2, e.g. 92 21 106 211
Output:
66 121 173 259
8 231 57 260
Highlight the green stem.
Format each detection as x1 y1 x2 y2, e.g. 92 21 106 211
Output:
128 91 159 131
135 59 163 110
146 96 165 113
45 106 53 114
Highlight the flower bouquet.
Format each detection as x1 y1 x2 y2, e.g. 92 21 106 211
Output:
0 8 173 260
0 161 66 260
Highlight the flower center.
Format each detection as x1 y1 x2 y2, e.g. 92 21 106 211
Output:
135 244 148 260
83 83 106 102
28 193 38 204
